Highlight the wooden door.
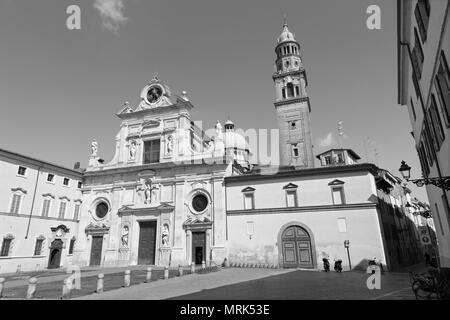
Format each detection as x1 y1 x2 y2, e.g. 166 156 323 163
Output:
89 236 103 266
48 239 63 269
138 221 157 265
192 232 206 265
281 226 313 268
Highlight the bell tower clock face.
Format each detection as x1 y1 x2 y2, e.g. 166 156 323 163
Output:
147 86 163 104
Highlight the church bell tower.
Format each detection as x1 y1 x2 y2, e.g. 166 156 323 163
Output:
273 19 314 168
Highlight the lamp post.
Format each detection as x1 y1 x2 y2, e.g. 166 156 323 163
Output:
398 160 450 190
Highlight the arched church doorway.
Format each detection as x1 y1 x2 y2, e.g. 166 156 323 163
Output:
281 225 313 268
48 239 63 269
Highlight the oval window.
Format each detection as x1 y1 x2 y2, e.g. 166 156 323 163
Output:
95 202 109 219
192 194 208 213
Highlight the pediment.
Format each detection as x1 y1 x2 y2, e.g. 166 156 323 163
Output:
241 187 255 193
283 183 298 189
328 179 345 186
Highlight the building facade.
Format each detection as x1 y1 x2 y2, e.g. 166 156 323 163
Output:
225 149 425 271
0 148 82 274
71 77 249 268
398 0 450 267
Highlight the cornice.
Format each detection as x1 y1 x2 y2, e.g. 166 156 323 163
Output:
225 163 380 184
227 202 378 215
274 97 311 112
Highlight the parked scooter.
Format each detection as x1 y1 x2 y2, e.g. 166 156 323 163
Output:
334 259 343 272
322 258 330 272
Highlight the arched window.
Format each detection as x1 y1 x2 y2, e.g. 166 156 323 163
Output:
287 83 294 98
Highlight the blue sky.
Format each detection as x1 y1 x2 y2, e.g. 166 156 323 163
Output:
0 0 427 200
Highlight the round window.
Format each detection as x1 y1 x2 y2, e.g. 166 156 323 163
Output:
192 194 208 213
95 202 109 219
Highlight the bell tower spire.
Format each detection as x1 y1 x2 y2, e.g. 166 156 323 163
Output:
273 18 314 168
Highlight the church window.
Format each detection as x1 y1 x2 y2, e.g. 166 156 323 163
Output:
95 202 109 219
244 193 254 210
287 83 294 98
286 190 298 207
144 139 161 164
285 61 290 68
282 88 286 99
192 194 209 213
295 86 300 96
289 121 297 130
331 187 345 205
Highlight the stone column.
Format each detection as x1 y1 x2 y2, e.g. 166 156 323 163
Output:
186 230 192 264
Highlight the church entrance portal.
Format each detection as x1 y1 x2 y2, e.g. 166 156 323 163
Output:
138 221 157 265
48 239 63 269
192 231 206 265
281 225 313 268
90 236 103 266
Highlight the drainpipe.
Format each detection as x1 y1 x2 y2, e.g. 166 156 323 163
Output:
25 166 42 239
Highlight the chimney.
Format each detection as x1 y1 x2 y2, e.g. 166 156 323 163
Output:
73 162 80 170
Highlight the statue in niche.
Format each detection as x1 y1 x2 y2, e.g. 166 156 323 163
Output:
139 180 152 204
129 140 137 160
166 135 174 155
150 177 161 203
121 226 129 247
161 224 169 246
91 139 98 157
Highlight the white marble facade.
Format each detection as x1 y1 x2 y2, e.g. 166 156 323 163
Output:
73 77 248 267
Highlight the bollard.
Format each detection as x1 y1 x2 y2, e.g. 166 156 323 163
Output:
16 264 21 274
26 277 37 299
0 278 5 298
164 266 169 280
62 278 71 299
145 267 152 283
96 274 104 293
178 265 183 277
35 264 40 272
190 263 195 274
202 261 206 269
124 270 131 287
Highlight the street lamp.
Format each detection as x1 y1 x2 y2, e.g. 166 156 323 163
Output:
398 161 450 190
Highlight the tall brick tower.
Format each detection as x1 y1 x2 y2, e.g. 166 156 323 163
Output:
273 19 314 168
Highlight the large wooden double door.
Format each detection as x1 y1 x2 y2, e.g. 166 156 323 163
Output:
138 221 157 265
281 226 313 268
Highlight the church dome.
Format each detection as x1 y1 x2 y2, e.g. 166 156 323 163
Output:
277 22 296 44
224 130 248 151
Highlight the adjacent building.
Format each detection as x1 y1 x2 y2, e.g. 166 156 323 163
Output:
398 0 450 267
0 148 82 274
